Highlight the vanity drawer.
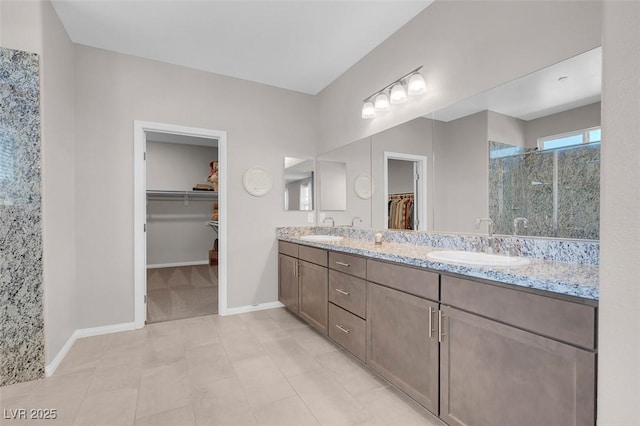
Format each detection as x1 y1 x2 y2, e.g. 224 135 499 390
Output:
329 270 366 318
279 240 298 258
367 260 439 301
329 252 367 279
299 245 328 267
441 275 597 350
329 303 366 362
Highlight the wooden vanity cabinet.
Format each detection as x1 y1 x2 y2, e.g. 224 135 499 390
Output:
278 240 598 426
439 275 597 426
278 253 299 314
277 241 329 334
278 241 299 314
366 260 440 414
299 259 329 335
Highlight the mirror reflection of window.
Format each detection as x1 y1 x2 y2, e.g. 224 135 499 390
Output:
300 182 311 211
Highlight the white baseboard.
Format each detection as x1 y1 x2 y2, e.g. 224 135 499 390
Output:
45 322 136 377
147 260 209 269
219 301 284 316
45 301 283 375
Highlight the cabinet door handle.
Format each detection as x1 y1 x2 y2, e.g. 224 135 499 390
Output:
294 262 298 277
336 324 351 334
438 310 446 343
428 306 435 338
335 288 350 296
335 261 351 267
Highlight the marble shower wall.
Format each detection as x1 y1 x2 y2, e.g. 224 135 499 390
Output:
0 47 44 385
489 141 600 240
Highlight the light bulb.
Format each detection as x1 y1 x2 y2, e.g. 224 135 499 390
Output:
407 72 426 96
361 101 376 119
374 92 390 111
390 83 407 104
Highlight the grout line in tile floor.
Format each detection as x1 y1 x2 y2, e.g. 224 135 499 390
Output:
0 308 443 426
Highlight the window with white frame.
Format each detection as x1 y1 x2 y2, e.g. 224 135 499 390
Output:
538 126 601 150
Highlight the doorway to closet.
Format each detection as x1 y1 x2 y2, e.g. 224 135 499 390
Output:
383 152 428 231
133 122 227 329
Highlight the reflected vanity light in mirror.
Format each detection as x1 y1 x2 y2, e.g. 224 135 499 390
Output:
284 157 314 211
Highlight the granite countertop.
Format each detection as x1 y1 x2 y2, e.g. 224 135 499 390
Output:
279 235 599 301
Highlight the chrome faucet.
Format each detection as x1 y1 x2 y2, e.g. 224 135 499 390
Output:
323 217 335 227
475 218 494 253
513 217 529 236
351 217 363 227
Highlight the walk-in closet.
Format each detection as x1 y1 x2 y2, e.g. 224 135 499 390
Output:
387 158 419 230
145 132 219 323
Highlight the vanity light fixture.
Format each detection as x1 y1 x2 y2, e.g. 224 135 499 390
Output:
361 101 376 119
361 66 425 119
374 92 390 111
390 83 408 104
407 72 427 95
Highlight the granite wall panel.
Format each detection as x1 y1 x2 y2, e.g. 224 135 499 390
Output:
0 47 44 386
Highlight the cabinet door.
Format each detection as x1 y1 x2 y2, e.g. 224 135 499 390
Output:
299 260 328 335
440 306 595 426
278 254 299 315
366 282 439 414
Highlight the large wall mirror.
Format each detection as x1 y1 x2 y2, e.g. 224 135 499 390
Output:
430 47 601 239
317 138 372 227
284 157 314 211
315 47 601 240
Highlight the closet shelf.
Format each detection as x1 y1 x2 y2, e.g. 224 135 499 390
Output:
146 190 218 206
146 190 218 198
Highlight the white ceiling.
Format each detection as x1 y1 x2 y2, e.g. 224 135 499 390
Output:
432 47 602 122
51 0 433 95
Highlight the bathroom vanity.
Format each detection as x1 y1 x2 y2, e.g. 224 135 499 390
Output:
277 231 598 426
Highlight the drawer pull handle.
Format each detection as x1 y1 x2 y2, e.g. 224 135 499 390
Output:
336 324 351 334
335 261 351 267
335 288 351 296
438 310 446 343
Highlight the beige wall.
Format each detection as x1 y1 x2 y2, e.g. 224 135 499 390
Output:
146 142 217 191
318 138 371 228
599 1 640 424
317 1 601 154
487 111 526 148
73 45 318 327
0 0 43 54
433 111 488 233
524 102 601 148
40 0 78 366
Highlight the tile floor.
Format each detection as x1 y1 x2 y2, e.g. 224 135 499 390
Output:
0 309 442 426
146 265 218 323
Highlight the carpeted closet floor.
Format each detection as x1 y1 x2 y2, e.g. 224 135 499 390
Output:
146 265 218 323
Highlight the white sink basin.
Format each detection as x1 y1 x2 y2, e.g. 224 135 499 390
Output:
426 250 530 267
299 235 344 242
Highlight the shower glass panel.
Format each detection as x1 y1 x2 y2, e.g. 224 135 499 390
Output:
489 141 600 239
